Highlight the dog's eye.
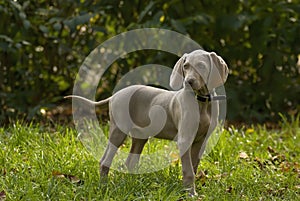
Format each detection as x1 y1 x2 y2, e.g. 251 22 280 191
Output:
183 63 189 69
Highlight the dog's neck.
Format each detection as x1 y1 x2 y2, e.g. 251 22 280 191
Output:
195 87 211 103
195 88 227 103
196 86 210 95
196 94 211 103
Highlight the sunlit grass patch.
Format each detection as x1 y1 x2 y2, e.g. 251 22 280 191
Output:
0 117 299 200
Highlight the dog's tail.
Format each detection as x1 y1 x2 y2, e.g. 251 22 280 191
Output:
64 95 111 107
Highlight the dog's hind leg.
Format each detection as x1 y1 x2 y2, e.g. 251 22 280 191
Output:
100 126 127 176
125 138 148 172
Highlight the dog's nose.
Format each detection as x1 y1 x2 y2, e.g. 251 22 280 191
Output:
186 78 195 86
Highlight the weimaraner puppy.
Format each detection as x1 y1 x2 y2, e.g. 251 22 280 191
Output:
66 49 228 196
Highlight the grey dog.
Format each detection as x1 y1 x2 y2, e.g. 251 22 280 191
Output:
66 49 228 196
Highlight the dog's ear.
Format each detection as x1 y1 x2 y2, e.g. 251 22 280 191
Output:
207 52 228 90
170 54 187 90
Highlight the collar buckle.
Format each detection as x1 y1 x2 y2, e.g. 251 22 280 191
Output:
196 94 226 102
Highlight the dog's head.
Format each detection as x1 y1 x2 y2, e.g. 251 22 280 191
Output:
169 50 228 92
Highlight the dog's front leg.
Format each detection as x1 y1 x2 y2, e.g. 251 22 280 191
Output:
173 90 200 196
178 129 198 196
177 119 199 196
191 138 207 174
179 147 196 196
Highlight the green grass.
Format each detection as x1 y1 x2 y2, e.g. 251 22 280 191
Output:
0 118 299 201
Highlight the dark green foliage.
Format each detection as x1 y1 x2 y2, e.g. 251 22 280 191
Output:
0 0 299 124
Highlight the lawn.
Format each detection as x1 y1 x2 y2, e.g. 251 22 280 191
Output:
0 117 299 200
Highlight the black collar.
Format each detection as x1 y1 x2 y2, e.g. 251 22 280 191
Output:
196 94 226 102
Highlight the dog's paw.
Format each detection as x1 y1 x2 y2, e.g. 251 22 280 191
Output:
184 186 198 197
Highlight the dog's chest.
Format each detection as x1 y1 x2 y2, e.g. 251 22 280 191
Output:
194 104 211 142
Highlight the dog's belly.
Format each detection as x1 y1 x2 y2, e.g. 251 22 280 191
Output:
154 120 178 140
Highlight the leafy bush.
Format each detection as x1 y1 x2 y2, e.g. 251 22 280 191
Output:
0 0 299 124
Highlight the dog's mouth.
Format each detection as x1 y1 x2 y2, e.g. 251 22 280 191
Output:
191 82 208 94
197 85 209 96
184 80 205 92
